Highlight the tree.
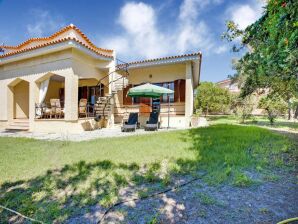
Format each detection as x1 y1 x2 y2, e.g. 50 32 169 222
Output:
195 82 231 116
233 95 254 123
222 0 298 119
259 94 288 124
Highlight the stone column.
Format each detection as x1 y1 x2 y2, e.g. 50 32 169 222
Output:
107 53 116 127
64 73 78 121
29 80 39 131
5 83 13 122
185 62 194 127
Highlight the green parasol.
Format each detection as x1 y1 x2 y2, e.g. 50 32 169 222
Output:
127 83 174 98
127 83 174 129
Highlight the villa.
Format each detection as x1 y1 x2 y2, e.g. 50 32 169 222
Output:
0 24 202 133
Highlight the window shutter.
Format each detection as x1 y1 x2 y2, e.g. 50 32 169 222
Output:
123 84 132 105
180 80 186 102
174 80 179 102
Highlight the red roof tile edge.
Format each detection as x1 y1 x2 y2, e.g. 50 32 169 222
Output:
0 37 113 59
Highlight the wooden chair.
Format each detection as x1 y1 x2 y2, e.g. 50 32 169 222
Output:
79 98 88 118
41 103 51 118
50 99 64 118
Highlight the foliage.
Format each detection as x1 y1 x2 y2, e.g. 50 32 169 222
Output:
233 95 254 123
233 172 254 187
195 82 232 115
222 0 298 118
259 94 288 124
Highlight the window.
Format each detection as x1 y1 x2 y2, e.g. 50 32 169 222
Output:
161 82 174 103
122 80 185 105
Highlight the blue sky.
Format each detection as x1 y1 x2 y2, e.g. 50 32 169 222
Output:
0 0 264 82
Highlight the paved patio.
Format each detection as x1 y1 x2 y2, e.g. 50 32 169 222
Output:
0 125 187 142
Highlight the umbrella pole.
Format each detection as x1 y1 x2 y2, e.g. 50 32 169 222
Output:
167 94 170 129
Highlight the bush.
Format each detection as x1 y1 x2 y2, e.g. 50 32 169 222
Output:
195 82 232 115
233 96 254 123
259 95 287 124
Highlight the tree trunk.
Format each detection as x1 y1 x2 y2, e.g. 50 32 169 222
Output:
287 98 291 120
294 105 298 119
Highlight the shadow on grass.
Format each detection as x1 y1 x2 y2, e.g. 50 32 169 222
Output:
0 125 293 223
0 160 142 223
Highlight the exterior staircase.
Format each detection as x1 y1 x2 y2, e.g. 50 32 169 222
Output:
94 67 129 122
6 119 29 131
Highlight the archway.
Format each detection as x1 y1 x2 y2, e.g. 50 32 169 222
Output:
35 73 65 119
9 79 30 119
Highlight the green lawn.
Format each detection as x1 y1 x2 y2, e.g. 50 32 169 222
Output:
0 125 296 223
207 115 298 131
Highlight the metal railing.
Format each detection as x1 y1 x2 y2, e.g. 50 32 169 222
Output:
35 103 96 119
113 104 186 116
35 104 64 119
96 59 129 87
95 58 130 119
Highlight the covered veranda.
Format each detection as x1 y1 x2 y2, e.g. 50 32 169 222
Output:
34 74 107 120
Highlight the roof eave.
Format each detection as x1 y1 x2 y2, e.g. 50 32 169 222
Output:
117 53 201 70
0 40 112 65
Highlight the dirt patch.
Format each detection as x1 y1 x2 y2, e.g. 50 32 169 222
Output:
66 169 297 224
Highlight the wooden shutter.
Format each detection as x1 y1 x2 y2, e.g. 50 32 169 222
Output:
174 80 179 102
180 80 186 102
82 86 88 99
123 84 132 105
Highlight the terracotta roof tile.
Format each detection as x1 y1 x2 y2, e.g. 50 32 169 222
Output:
116 52 201 69
1 24 113 59
0 37 113 59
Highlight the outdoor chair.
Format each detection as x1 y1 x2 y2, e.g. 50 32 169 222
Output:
50 99 64 118
41 103 51 118
78 98 88 118
121 112 139 132
144 111 159 131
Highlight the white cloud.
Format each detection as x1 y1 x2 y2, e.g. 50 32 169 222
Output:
118 2 155 34
26 9 65 37
179 0 223 21
228 0 265 29
99 1 224 60
214 45 228 54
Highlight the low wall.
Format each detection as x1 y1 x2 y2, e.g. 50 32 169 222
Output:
0 120 8 129
115 114 186 128
31 118 101 134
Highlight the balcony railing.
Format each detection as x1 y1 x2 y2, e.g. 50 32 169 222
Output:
35 103 64 119
35 103 96 119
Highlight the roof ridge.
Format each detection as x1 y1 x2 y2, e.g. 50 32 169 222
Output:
0 37 113 59
2 24 113 53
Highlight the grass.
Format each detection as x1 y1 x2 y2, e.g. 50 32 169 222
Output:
207 115 298 131
0 131 193 183
0 124 296 223
196 192 217 205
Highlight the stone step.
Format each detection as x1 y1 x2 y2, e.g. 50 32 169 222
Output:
95 103 112 107
6 126 29 131
95 109 111 112
8 123 29 127
95 107 111 111
6 120 29 131
95 108 111 111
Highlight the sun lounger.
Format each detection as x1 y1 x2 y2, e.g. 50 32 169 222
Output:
144 112 159 131
121 112 139 132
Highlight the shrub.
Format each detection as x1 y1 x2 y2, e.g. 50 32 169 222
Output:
259 94 287 124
